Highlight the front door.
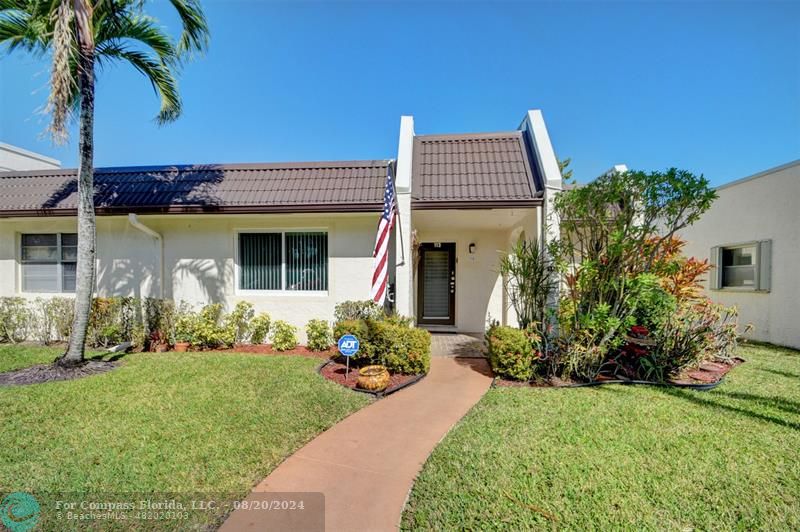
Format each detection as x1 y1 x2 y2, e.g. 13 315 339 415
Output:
418 243 456 326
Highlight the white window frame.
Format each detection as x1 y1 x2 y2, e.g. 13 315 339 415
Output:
19 232 78 294
234 228 329 296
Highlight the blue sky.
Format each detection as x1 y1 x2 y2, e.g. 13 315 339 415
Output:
1 0 798 185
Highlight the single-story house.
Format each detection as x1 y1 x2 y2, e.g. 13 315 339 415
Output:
0 110 563 338
680 159 800 349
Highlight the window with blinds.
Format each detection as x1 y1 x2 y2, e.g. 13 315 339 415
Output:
286 232 328 291
21 233 77 293
238 231 328 292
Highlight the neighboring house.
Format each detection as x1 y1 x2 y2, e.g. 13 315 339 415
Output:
680 160 800 349
0 110 562 338
0 142 61 172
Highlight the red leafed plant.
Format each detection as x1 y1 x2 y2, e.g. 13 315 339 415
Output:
662 257 712 302
645 236 712 302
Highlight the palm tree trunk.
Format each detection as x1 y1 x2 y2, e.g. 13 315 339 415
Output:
58 0 95 367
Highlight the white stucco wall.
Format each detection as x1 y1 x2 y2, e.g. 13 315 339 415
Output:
679 160 800 349
0 143 60 172
0 212 377 340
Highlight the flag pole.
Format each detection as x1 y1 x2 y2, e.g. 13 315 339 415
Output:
390 159 406 267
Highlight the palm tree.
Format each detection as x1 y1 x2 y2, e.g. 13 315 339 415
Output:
0 0 209 366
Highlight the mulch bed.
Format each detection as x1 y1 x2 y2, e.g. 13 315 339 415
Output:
0 360 119 387
494 357 746 390
204 344 335 359
319 360 423 396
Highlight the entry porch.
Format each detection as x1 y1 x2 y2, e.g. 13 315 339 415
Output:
405 207 539 335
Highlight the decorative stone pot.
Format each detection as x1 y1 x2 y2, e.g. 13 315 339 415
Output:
174 342 190 353
357 365 390 392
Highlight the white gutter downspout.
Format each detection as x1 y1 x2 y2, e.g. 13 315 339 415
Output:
128 213 164 299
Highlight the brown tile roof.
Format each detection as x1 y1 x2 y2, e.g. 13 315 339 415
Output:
0 160 389 217
412 131 542 209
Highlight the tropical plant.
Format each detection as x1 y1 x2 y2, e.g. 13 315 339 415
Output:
552 168 716 349
0 0 209 366
647 300 740 378
499 237 555 329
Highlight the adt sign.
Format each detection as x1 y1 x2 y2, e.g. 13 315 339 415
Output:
337 334 360 357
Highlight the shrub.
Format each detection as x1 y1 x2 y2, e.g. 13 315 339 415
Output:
627 273 677 332
223 301 255 346
144 298 176 344
87 297 143 348
88 298 121 347
191 303 228 349
30 298 56 345
0 297 30 344
486 326 536 381
49 297 74 342
305 319 332 351
647 300 740 380
334 300 384 322
249 313 271 345
174 311 197 345
333 319 372 362
372 321 431 375
271 320 298 351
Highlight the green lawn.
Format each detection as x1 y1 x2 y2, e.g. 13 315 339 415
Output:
0 344 76 372
0 347 369 530
403 343 800 530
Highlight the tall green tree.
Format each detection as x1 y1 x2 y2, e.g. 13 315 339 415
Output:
1 0 209 366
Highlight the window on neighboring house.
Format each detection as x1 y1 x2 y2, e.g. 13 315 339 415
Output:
20 233 77 293
238 231 328 292
710 240 771 292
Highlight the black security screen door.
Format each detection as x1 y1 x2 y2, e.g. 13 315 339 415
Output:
417 243 455 325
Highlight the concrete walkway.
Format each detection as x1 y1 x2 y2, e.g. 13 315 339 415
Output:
221 354 492 532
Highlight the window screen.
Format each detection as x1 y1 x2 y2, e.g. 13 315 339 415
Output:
286 232 328 291
722 245 756 288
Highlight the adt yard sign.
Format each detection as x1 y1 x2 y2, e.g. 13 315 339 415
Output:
338 335 360 357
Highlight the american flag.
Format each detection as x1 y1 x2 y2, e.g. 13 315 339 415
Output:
370 166 397 304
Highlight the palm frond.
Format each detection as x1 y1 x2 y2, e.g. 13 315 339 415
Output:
96 42 181 123
47 0 74 143
0 8 45 52
96 12 176 61
166 0 208 55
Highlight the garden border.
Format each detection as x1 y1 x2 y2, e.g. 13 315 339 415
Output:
491 376 725 391
491 357 745 392
316 360 426 398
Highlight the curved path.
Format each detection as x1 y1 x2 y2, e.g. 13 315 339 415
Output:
221 346 492 532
